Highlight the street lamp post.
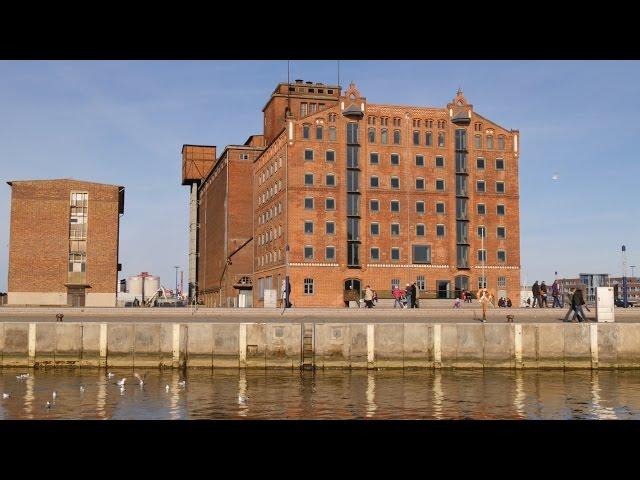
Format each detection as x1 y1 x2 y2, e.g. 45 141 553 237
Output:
174 266 179 307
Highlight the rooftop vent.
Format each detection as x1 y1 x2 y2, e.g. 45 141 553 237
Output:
306 81 313 85
295 79 303 84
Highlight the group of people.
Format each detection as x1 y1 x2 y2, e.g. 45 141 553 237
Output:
528 280 563 308
363 285 379 308
497 297 513 308
392 283 419 309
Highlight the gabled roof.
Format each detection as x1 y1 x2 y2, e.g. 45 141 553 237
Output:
7 178 124 189
342 103 364 118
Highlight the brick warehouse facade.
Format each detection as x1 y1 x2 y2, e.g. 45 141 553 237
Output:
186 79 520 308
6 179 124 307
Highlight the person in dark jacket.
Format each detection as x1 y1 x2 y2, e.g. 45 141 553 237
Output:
540 281 548 308
551 280 561 308
564 288 589 322
411 283 418 308
531 281 541 308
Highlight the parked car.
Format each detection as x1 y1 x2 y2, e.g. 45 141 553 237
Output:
615 298 636 308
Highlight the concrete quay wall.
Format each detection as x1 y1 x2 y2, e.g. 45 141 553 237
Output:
1 322 640 369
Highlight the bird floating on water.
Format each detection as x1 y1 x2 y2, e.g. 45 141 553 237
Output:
45 401 52 409
2 393 10 399
116 378 126 386
107 372 115 379
80 385 85 393
52 391 57 401
165 385 170 392
134 373 145 387
119 385 126 395
16 373 30 380
178 380 186 388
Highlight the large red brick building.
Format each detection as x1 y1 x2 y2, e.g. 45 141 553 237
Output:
6 179 124 306
186 79 521 307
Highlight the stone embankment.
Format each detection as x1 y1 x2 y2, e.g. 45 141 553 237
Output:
1 320 640 369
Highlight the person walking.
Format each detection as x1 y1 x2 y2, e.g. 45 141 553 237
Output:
364 285 374 309
476 287 490 322
551 280 561 308
392 286 404 308
531 281 541 308
540 281 548 308
571 288 589 322
405 283 413 310
411 282 418 309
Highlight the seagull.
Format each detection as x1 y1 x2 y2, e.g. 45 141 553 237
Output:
16 373 30 380
551 173 559 181
178 380 186 388
165 385 170 392
2 393 10 399
45 401 52 409
134 373 146 387
52 391 58 401
119 385 126 395
107 372 115 379
80 385 85 393
116 378 126 387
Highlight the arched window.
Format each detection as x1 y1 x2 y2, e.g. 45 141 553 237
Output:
393 129 401 144
368 128 375 143
316 125 323 140
487 135 494 149
381 128 388 144
413 130 420 145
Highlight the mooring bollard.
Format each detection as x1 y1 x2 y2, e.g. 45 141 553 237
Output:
56 313 64 322
506 315 514 323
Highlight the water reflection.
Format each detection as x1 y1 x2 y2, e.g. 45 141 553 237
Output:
1 368 640 419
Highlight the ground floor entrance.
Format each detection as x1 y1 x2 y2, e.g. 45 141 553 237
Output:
67 287 86 307
437 281 451 299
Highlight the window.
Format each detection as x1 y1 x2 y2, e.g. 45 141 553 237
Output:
496 158 505 170
304 247 314 261
391 279 400 290
328 127 336 141
304 149 314 161
478 226 486 238
476 180 486 193
316 126 323 140
415 155 424 167
498 276 506 288
487 135 494 149
496 181 505 194
497 250 506 263
456 221 468 243
325 198 336 210
391 223 400 236
303 124 310 139
304 173 314 185
436 224 445 237
438 132 445 147
417 275 426 291
436 202 445 214
326 246 335 261
240 153 249 160
416 201 425 214
347 170 359 191
304 278 314 294
435 156 444 168
304 221 314 234
370 247 380 261
416 178 425 190
368 128 375 143
390 153 400 165
425 131 432 146
381 129 388 144
456 198 467 219
498 136 505 150
416 224 425 236
370 223 379 235
393 130 401 144
455 152 467 173
478 249 487 262
478 276 487 289
413 130 420 145
457 245 469 269
370 152 379 164
370 176 379 188
391 177 400 189
477 158 485 169
435 179 445 191
412 245 431 264
496 204 505 216
370 200 380 212
347 146 359 167
326 174 336 187
455 129 467 150
304 197 314 209
326 150 335 162
391 248 400 261
68 253 86 273
456 176 468 196
347 123 359 144
474 134 482 149
348 194 360 215
309 103 317 114
497 226 506 239
390 200 400 213
326 221 335 235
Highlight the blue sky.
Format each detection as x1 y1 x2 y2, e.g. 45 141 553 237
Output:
0 60 639 292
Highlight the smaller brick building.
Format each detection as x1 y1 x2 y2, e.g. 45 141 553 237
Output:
6 179 124 307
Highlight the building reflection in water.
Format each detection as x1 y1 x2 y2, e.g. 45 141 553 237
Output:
169 370 182 420
238 370 248 417
23 375 34 419
433 370 443 420
365 371 376 418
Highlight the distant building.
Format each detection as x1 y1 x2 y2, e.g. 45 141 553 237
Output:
558 273 609 303
6 179 124 307
610 277 640 303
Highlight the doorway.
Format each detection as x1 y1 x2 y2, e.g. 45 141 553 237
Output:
437 281 450 299
343 278 361 307
67 287 85 307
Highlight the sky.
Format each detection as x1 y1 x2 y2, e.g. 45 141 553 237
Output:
0 60 639 292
